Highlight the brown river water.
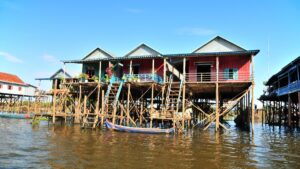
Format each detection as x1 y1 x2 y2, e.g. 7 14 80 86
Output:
0 118 300 169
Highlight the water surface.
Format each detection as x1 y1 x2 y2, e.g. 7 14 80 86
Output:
0 118 300 169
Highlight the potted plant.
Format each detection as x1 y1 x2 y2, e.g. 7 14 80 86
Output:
79 73 88 82
91 75 99 82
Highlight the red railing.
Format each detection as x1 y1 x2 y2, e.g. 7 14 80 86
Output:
185 71 252 82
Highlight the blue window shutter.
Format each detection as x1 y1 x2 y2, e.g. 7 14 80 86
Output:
233 69 238 80
224 68 229 79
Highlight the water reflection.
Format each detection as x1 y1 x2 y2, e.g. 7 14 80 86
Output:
0 118 300 169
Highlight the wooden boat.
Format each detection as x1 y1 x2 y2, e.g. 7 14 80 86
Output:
0 112 33 119
105 120 175 134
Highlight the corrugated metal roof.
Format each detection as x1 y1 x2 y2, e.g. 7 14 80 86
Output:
63 50 259 64
266 56 300 85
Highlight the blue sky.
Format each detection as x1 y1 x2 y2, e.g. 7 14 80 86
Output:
1 0 300 106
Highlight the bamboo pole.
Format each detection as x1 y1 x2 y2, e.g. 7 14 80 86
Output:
52 79 57 124
150 83 154 128
126 84 131 126
84 95 87 115
129 60 133 75
215 56 219 131
75 85 82 123
163 58 166 83
182 84 186 130
95 84 100 114
251 54 255 132
101 90 104 126
288 94 292 127
99 61 102 82
140 99 143 126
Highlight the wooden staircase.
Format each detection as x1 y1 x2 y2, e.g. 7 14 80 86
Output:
164 76 183 119
104 81 123 124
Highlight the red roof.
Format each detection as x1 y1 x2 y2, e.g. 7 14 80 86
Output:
0 72 25 85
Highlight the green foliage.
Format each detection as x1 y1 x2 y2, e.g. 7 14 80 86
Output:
91 75 99 82
79 73 88 79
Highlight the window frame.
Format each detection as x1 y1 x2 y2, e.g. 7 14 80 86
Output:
8 85 13 90
224 68 238 80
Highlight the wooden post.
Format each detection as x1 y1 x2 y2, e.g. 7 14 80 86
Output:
182 84 186 130
84 95 87 118
251 54 255 132
152 59 155 80
163 58 166 83
129 60 133 75
215 56 219 131
95 84 100 114
74 85 82 123
52 79 57 124
183 57 187 129
150 83 154 128
183 57 186 80
140 99 143 126
63 63 66 82
99 61 102 82
126 84 131 126
101 90 104 126
288 94 292 127
298 92 300 126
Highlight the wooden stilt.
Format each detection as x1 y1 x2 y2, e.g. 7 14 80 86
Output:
251 85 255 132
298 92 300 126
96 84 100 114
101 90 104 126
215 82 219 131
288 94 292 127
52 79 57 124
215 56 219 131
126 84 131 126
150 83 154 128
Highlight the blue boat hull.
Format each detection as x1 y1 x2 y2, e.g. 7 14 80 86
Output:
0 112 33 119
105 120 174 134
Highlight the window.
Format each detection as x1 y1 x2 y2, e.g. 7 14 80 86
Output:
18 87 22 91
8 85 12 90
132 65 140 74
224 68 238 80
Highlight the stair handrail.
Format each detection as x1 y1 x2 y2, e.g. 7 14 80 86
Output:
104 82 113 105
166 61 184 81
113 81 123 107
175 79 183 115
165 75 173 110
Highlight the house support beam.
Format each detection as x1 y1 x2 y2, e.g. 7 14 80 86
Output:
150 83 154 128
52 79 57 124
215 56 219 131
101 90 104 126
99 61 102 81
126 84 131 126
251 54 255 132
288 94 292 127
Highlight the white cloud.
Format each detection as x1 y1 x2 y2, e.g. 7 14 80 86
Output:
177 27 216 36
0 51 23 63
42 54 60 64
125 8 143 14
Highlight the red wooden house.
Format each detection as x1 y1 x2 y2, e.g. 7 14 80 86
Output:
62 36 259 131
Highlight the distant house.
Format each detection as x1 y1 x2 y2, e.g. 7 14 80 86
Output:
35 68 73 89
0 72 37 96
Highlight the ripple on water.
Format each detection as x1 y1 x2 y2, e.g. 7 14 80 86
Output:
1 118 300 168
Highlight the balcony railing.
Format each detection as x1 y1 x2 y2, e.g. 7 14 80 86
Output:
276 80 300 96
185 71 252 82
122 74 163 84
